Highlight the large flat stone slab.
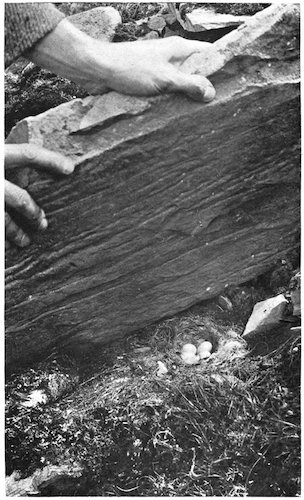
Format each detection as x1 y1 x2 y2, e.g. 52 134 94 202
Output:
5 5 300 369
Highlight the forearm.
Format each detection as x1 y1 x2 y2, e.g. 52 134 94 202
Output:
26 19 113 94
25 17 216 101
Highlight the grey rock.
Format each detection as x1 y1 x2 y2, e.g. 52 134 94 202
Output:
6 464 82 497
69 6 121 41
181 4 300 78
147 15 166 33
5 4 300 368
142 31 159 40
71 93 151 133
243 295 288 338
176 6 250 32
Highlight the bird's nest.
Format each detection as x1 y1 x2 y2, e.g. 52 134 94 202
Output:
5 307 300 496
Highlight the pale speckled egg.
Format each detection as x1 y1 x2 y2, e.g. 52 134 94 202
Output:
181 352 200 365
197 341 213 355
181 343 197 355
199 350 211 360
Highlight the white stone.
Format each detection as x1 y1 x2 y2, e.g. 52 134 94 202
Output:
243 294 288 338
182 8 250 33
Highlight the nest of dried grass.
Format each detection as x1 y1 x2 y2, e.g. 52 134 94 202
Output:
6 312 300 496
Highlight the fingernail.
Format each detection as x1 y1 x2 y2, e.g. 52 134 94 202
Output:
203 85 216 103
20 234 31 247
39 217 48 230
38 210 48 230
63 159 75 175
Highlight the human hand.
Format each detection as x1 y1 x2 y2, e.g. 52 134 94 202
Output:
28 20 217 102
5 144 74 248
87 36 217 101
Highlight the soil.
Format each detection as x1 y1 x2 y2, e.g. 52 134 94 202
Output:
5 251 301 496
5 3 300 497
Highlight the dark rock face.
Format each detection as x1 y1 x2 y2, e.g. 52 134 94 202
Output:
5 5 300 369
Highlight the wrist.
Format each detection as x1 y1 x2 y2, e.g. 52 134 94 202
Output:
27 19 113 93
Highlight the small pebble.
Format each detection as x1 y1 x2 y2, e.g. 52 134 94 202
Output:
156 361 168 377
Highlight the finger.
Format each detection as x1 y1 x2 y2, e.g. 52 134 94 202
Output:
165 70 216 102
5 144 75 175
5 212 31 248
5 180 48 231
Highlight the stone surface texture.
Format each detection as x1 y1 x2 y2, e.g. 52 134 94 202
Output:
68 6 121 41
6 465 82 497
5 5 300 368
243 295 288 338
174 6 250 32
147 15 167 33
181 4 299 78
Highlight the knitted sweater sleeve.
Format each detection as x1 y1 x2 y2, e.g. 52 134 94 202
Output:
5 3 65 67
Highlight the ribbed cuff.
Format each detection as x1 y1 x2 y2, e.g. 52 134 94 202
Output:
5 3 65 67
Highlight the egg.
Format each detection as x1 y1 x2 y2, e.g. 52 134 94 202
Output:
199 350 211 360
197 341 213 355
181 352 200 365
181 343 197 354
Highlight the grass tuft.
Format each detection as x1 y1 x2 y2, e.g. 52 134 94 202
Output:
6 309 300 496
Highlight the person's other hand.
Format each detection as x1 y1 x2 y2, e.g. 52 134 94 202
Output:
5 144 74 248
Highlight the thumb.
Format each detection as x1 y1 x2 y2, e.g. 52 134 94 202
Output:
167 71 216 103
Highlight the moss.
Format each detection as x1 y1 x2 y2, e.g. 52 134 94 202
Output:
5 3 300 495
5 68 88 137
178 3 269 17
55 2 162 22
6 286 300 495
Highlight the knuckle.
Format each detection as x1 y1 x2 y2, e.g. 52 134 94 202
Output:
18 193 31 210
15 189 33 212
14 228 24 242
22 144 39 163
